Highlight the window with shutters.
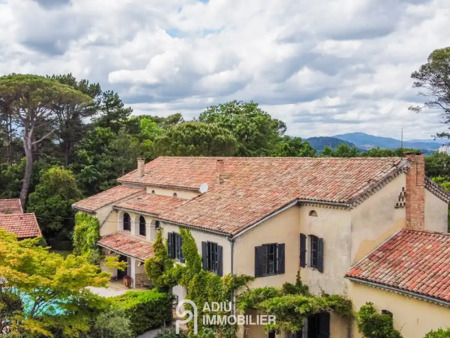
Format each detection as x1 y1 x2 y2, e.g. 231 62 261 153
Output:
308 234 324 272
123 213 131 231
139 216 146 236
254 243 285 277
310 235 319 268
168 232 184 262
202 241 223 276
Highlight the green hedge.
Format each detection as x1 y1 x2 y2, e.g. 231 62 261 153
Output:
111 290 173 335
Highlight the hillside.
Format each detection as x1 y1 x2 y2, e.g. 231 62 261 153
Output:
333 132 440 153
306 137 356 153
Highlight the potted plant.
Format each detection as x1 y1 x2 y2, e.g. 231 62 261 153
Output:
123 275 133 288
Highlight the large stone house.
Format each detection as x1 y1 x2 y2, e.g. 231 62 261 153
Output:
73 154 450 338
0 199 42 239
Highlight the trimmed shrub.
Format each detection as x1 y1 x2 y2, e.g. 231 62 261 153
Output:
91 307 134 338
111 290 173 335
425 328 450 337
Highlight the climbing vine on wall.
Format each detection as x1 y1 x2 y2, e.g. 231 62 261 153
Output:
73 213 100 262
145 228 254 337
236 271 353 334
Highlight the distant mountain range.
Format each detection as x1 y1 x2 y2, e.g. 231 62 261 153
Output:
307 137 356 153
307 132 443 154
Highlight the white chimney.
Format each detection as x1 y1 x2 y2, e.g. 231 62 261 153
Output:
137 158 145 178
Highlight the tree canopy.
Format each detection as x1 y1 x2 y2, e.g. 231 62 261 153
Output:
199 100 286 156
0 74 92 206
154 122 238 156
0 228 112 336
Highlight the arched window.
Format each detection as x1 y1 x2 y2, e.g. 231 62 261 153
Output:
173 192 178 197
155 220 160 230
309 210 318 217
123 213 131 231
139 216 146 236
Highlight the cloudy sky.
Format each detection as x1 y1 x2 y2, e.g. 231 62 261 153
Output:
1 0 449 139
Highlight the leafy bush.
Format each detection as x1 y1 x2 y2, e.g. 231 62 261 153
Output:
91 307 134 338
155 328 187 338
111 290 173 335
425 328 450 338
356 302 402 338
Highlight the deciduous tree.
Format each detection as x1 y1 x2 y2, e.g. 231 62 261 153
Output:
199 101 286 156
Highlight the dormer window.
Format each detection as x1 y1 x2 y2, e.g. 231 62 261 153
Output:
123 213 131 231
139 216 146 236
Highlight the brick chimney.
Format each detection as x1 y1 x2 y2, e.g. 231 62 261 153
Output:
137 158 145 178
405 153 425 229
216 159 224 185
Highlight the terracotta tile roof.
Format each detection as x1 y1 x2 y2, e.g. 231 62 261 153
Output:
114 193 186 216
152 157 407 235
73 186 144 212
117 156 221 190
97 232 154 261
0 213 42 238
346 229 450 305
0 199 23 214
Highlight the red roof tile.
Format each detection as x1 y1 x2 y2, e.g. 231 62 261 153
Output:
0 213 42 238
97 232 154 261
346 229 450 304
114 193 186 215
154 157 407 234
73 186 144 212
0 199 23 214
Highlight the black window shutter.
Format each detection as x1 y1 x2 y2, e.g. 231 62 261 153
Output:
217 245 223 276
300 234 307 267
254 246 264 277
168 232 174 258
202 242 208 270
277 244 285 274
317 237 324 273
179 235 185 263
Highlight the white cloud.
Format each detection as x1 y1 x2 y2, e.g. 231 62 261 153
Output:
0 0 449 139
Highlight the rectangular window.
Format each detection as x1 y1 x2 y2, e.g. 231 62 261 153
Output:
254 243 285 277
309 235 324 273
310 235 318 268
168 232 184 262
202 241 223 276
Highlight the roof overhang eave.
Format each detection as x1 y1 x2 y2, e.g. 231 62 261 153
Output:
345 276 450 308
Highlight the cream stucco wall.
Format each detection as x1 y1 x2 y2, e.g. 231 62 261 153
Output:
234 206 301 289
145 186 200 199
350 282 450 338
350 174 406 265
425 190 448 232
298 206 351 295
